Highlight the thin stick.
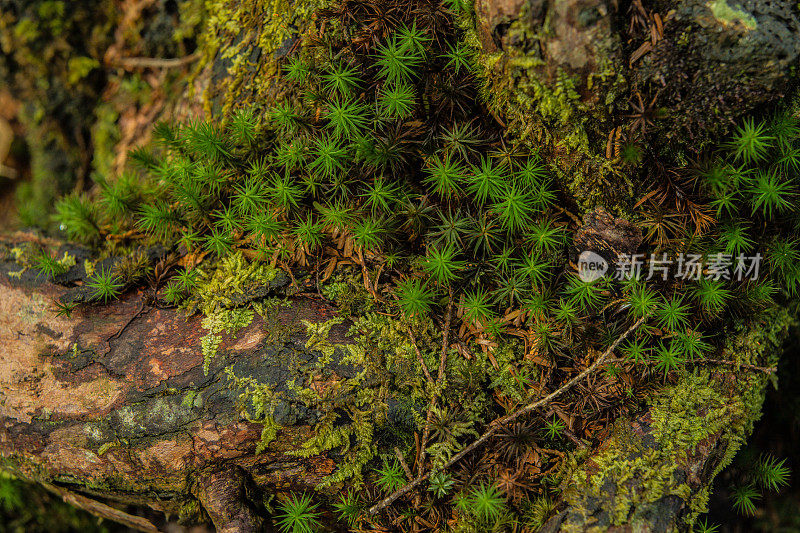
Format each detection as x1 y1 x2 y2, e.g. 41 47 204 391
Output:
394 447 413 481
610 356 776 375
369 315 647 516
416 289 453 475
113 53 200 69
407 326 433 384
700 358 776 374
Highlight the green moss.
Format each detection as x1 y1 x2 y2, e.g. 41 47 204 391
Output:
465 1 628 213
14 104 83 228
284 316 387 487
1 1 118 228
555 306 796 531
194 0 327 117
89 104 120 178
185 252 279 373
320 274 374 318
66 56 100 86
188 252 279 313
200 308 255 374
226 367 284 453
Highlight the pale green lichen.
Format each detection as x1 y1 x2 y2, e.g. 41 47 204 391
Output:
708 0 757 31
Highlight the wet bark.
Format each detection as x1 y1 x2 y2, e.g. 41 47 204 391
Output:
0 237 353 531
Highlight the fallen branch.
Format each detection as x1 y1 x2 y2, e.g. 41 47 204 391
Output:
369 315 648 515
41 482 158 533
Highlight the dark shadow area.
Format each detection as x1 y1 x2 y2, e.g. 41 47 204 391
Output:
708 325 800 532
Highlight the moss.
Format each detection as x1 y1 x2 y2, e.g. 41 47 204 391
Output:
187 252 279 314
14 104 85 228
66 56 100 86
466 1 627 213
89 104 121 179
200 308 255 373
181 252 280 372
229 304 433 488
283 315 388 487
320 273 374 318
194 0 327 118
1 0 117 227
554 306 796 531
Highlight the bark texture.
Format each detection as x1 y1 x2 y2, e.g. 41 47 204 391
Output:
0 239 352 531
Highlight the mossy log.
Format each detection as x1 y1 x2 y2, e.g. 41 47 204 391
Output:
0 241 351 532
0 234 791 532
2 0 799 531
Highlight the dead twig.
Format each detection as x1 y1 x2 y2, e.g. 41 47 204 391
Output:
611 356 776 375
113 53 200 70
700 359 776 374
394 447 414 482
369 315 648 516
407 326 433 384
107 298 149 343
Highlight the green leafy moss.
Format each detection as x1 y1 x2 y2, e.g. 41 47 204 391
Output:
555 306 796 531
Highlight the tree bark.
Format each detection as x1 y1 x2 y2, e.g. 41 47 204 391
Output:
0 237 351 531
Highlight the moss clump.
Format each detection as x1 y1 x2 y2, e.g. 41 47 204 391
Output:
226 367 283 453
319 273 374 318
185 252 279 373
466 0 626 212
709 0 758 31
554 305 796 531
